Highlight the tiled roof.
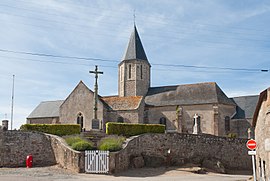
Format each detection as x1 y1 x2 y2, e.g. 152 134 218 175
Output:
145 82 235 106
102 96 143 111
121 25 149 62
231 95 259 119
27 100 64 118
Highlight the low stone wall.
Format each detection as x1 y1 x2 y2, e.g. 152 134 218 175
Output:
109 133 252 173
48 134 85 173
0 130 56 167
0 130 84 173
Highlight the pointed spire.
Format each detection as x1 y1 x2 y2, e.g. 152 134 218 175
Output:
122 25 148 61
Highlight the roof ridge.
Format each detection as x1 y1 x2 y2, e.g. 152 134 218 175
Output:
150 82 217 89
230 95 259 99
41 100 64 103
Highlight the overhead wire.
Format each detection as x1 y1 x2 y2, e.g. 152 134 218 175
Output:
0 48 268 73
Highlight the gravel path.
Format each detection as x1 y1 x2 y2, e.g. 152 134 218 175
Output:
0 165 252 181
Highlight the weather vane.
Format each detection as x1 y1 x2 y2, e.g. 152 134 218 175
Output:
133 9 136 25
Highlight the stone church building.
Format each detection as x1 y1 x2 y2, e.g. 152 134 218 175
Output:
27 26 258 138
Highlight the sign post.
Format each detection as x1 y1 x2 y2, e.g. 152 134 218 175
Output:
246 139 257 181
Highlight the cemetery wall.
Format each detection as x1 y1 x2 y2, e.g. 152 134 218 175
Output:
110 133 252 173
0 130 55 167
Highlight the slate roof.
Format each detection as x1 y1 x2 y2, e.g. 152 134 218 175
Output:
231 95 259 119
121 25 149 62
145 82 235 106
27 100 64 119
102 96 143 111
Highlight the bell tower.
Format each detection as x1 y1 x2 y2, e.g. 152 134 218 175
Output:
118 25 151 97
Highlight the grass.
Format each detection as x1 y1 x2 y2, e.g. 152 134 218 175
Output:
98 136 125 152
64 135 94 151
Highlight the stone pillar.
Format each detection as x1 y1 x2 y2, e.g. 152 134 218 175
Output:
213 105 219 136
176 106 183 133
193 114 201 134
2 120 8 131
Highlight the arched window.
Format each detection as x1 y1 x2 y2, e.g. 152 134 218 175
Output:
159 117 167 129
77 112 84 131
117 116 124 123
225 116 230 132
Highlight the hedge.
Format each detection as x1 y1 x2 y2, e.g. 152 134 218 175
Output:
106 122 165 136
20 124 80 136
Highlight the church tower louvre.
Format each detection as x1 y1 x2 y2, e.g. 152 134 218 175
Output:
118 25 151 97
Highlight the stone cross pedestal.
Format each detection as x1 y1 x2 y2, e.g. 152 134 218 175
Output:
193 114 201 134
91 119 100 130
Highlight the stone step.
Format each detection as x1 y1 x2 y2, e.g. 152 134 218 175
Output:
80 131 107 148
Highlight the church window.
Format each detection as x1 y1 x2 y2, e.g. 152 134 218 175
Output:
225 116 230 132
128 64 132 79
159 117 167 129
117 116 124 123
141 64 143 79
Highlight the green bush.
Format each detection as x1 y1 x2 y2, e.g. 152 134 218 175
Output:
71 140 94 151
20 124 80 136
227 133 238 138
98 136 125 152
106 122 165 136
65 136 84 146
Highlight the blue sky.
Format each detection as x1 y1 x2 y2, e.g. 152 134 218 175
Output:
0 0 269 129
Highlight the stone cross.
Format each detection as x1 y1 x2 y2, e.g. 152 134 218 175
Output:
193 114 202 134
89 65 103 120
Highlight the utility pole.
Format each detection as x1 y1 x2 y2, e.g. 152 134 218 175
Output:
11 75 15 130
89 65 103 122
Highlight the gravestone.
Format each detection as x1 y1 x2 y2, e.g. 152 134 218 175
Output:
92 119 100 130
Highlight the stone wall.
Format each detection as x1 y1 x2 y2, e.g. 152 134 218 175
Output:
59 81 105 131
0 130 84 173
110 133 252 173
118 60 150 97
0 130 56 167
48 134 85 173
254 88 270 180
146 104 236 136
26 117 59 124
230 118 252 138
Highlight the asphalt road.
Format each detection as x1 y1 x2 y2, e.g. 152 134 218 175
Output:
0 166 252 181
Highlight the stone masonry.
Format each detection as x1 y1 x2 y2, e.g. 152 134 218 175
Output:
0 130 55 167
0 130 84 172
110 133 252 173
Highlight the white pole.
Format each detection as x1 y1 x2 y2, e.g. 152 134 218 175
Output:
10 74 15 130
252 154 256 181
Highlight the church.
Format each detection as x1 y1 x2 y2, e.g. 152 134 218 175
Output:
27 25 258 138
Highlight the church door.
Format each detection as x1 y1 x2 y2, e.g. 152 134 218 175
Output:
77 113 84 131
159 117 167 129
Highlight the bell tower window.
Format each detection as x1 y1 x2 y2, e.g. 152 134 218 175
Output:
128 64 132 79
141 64 143 79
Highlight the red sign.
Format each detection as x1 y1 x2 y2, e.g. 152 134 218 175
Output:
246 139 257 150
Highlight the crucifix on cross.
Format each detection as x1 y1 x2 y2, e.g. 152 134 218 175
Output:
89 65 103 122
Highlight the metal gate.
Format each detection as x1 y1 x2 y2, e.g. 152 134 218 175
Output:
85 150 109 173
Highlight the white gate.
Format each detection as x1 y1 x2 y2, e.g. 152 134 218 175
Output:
85 150 109 173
